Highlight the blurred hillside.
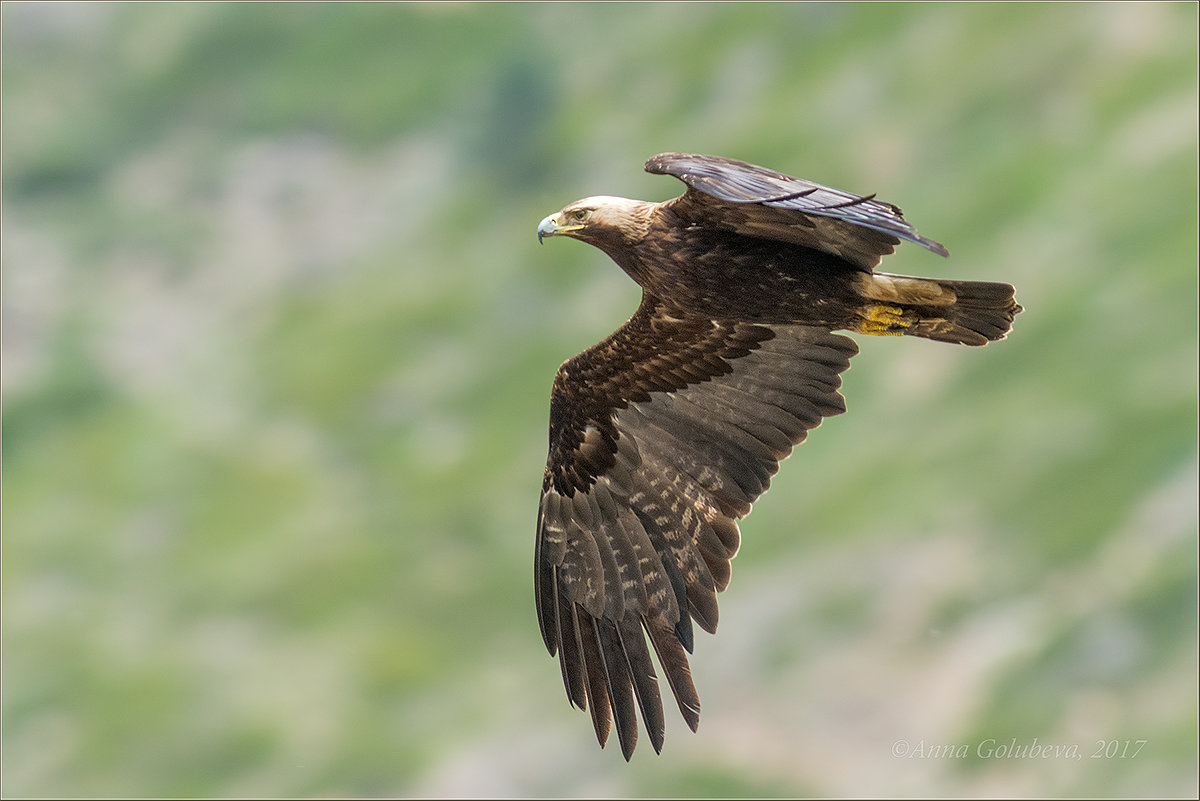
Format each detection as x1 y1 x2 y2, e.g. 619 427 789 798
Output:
2 2 1197 797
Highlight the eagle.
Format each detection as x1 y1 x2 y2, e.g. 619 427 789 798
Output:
534 153 1021 759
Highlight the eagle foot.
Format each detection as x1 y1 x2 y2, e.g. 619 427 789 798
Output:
856 304 910 337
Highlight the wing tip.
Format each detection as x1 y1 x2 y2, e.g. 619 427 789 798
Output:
919 236 950 258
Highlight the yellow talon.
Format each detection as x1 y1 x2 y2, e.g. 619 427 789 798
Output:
857 304 909 336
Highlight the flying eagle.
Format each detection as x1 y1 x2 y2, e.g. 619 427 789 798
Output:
534 153 1021 759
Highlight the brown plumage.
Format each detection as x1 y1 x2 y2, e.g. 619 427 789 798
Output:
534 153 1021 759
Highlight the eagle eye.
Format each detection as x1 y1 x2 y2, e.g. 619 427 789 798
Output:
566 208 590 223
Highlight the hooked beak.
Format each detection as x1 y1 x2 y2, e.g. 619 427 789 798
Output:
537 213 584 244
537 214 557 245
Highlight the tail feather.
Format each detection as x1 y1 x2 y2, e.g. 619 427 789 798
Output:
857 272 1022 346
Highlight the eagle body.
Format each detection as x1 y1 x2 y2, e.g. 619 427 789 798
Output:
635 224 877 327
546 196 866 327
534 153 1021 759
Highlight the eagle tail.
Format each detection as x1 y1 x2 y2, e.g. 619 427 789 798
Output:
855 272 1022 346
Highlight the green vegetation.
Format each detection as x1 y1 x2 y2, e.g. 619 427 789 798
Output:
3 2 1196 797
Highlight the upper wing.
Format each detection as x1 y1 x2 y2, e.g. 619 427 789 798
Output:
645 152 949 269
536 293 857 759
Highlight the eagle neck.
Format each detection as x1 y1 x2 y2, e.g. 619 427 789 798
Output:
593 203 655 287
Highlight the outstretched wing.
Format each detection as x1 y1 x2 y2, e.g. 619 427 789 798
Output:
536 293 857 759
646 152 949 269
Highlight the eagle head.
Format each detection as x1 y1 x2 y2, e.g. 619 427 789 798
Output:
537 196 650 250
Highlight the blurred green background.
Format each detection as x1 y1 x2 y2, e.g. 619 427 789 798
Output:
2 2 1196 797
